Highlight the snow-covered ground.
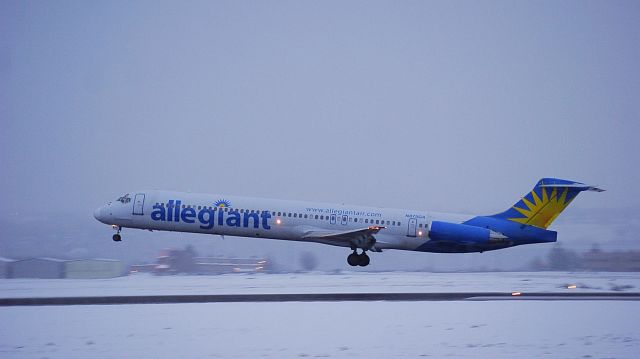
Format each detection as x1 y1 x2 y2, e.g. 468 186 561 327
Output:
1 271 639 298
1 272 639 358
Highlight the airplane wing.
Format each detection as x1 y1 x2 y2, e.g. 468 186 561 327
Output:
301 226 386 251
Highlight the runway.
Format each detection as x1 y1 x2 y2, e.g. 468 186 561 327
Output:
1 292 639 306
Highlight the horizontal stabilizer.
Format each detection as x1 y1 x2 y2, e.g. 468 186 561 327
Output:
538 183 605 192
487 178 604 229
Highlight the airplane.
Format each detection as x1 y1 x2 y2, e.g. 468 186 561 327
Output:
94 178 603 267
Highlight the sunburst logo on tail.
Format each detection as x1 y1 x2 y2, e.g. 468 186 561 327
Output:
508 187 574 229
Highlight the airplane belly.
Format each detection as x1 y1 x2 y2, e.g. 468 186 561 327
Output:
374 233 428 250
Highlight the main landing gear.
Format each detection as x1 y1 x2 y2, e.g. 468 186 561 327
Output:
112 226 122 242
347 250 370 267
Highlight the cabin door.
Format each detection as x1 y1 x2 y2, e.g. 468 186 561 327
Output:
406 218 417 237
133 193 145 215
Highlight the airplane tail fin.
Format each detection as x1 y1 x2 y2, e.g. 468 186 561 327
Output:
489 178 604 229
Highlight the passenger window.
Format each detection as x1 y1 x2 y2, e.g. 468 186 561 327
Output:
304 214 308 218
288 213 292 217
365 219 369 223
320 215 324 220
277 212 281 216
315 215 319 219
293 213 297 218
397 222 401 226
354 218 358 223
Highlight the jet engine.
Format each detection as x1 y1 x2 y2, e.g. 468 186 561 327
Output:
428 221 507 244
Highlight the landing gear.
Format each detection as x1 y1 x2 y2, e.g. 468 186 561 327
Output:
347 250 370 267
359 253 370 266
347 252 360 266
112 226 122 242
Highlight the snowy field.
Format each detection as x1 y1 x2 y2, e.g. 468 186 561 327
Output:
1 272 639 358
1 271 639 298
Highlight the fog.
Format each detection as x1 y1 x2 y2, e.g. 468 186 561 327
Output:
1 1 639 270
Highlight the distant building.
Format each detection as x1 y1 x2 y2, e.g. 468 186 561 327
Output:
154 248 197 275
64 259 123 279
582 250 640 272
194 256 268 275
142 248 268 275
10 258 66 279
0 257 15 278
532 248 640 272
129 264 156 274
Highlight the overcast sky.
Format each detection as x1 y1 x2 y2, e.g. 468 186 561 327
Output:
1 1 639 264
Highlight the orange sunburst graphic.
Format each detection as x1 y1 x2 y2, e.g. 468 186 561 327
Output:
508 187 573 229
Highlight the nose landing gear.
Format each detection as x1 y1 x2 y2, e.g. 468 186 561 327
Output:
347 250 370 267
112 226 122 242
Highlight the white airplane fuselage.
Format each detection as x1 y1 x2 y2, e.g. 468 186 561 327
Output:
94 179 602 266
94 190 442 251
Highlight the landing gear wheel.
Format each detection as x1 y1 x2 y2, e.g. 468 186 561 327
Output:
112 226 122 242
347 252 360 266
358 253 370 267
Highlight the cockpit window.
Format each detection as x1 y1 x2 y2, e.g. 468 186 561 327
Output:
117 194 131 203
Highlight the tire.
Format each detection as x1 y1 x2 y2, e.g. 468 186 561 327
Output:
358 254 370 267
112 234 122 242
347 253 359 266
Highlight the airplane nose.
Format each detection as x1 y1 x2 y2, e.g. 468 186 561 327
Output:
94 206 105 223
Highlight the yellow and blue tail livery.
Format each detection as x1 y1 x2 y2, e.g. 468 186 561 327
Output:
490 178 604 229
455 178 604 254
